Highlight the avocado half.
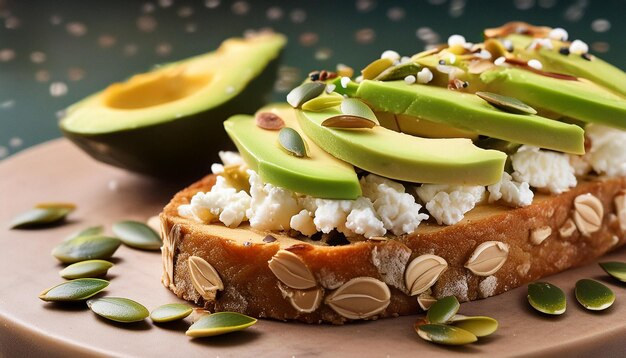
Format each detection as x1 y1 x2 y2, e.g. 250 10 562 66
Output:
60 32 286 179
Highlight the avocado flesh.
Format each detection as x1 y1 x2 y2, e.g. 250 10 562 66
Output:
506 34 626 97
297 108 506 186
224 104 361 199
60 33 286 179
480 68 626 130
355 80 585 154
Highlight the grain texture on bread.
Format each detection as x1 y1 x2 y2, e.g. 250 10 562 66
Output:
160 174 626 324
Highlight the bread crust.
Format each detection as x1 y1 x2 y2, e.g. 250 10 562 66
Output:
160 174 626 324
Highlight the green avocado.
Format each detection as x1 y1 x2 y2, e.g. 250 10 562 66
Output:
355 80 585 154
60 33 286 179
506 34 626 97
480 68 626 130
224 104 361 199
297 108 506 185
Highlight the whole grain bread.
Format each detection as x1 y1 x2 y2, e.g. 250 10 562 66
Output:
159 174 626 324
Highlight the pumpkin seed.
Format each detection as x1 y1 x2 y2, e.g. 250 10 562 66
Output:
222 165 251 192
361 58 394 80
112 220 162 250
150 303 193 323
10 206 74 229
186 312 257 337
35 202 76 210
286 82 326 108
575 279 615 311
321 115 377 129
87 297 149 323
59 260 113 279
65 225 105 241
340 98 379 124
476 91 537 115
427 296 460 324
417 323 477 346
301 93 343 111
599 261 626 282
527 282 566 315
449 315 498 337
39 278 109 302
52 235 121 264
278 127 307 157
375 62 422 81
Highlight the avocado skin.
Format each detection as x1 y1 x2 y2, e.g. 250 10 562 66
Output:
61 58 279 181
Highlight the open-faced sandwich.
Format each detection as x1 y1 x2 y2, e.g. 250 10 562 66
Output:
160 22 626 324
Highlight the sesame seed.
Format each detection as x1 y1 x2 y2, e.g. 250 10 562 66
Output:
494 56 506 66
449 54 456 64
404 75 416 84
417 68 433 84
381 50 401 62
502 39 514 52
340 76 350 88
325 84 336 93
548 27 568 41
400 56 411 64
527 59 543 70
477 49 492 60
569 39 588 54
447 34 466 47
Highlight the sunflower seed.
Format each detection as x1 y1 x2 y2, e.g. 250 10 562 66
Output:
417 323 477 346
476 92 537 115
321 115 376 129
449 315 498 337
599 261 626 282
278 127 307 157
87 297 149 323
301 94 343 111
112 220 162 250
464 241 509 276
527 282 566 315
268 250 316 290
65 225 104 241
340 98 379 124
405 254 448 296
150 303 193 323
52 235 121 264
325 277 391 320
375 62 422 81
188 255 224 302
427 296 460 324
361 58 394 80
186 312 257 337
575 279 615 311
286 82 326 108
10 205 74 229
573 193 603 237
59 260 113 279
39 278 109 302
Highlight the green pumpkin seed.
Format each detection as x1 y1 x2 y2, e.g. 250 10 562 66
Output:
417 323 477 346
599 261 626 282
112 220 162 250
52 235 121 264
361 58 394 80
575 279 615 311
449 315 498 337
476 91 537 115
186 312 257 338
278 127 307 158
427 296 460 324
65 225 104 241
301 93 343 111
340 98 379 124
375 62 422 81
321 115 377 129
10 206 74 229
59 260 114 279
286 82 326 108
527 282 566 315
39 278 109 302
150 303 193 323
87 297 149 323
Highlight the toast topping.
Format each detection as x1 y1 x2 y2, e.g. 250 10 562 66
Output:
417 292 437 311
161 222 180 289
268 250 317 290
277 283 324 313
405 254 448 296
530 226 552 245
559 218 578 238
465 241 510 276
573 193 604 237
325 277 391 320
188 256 224 302
615 192 626 232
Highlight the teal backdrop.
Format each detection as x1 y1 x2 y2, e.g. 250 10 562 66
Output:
1 0 624 160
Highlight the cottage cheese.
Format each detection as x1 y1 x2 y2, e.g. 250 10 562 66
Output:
246 170 300 231
416 184 485 225
211 151 244 174
584 124 626 177
511 145 576 194
487 172 533 207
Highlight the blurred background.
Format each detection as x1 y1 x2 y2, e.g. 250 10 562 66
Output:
0 0 624 160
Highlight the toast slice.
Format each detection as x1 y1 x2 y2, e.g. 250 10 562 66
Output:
160 174 626 324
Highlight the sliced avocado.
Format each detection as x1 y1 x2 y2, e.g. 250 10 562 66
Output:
355 80 585 154
60 33 286 179
224 104 361 199
297 108 506 185
506 34 626 97
480 68 626 130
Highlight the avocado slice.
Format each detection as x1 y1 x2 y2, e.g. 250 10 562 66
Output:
297 108 506 185
224 104 361 199
480 68 626 130
60 33 286 179
355 80 585 154
506 34 626 97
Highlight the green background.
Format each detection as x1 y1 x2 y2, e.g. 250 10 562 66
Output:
1 0 624 160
